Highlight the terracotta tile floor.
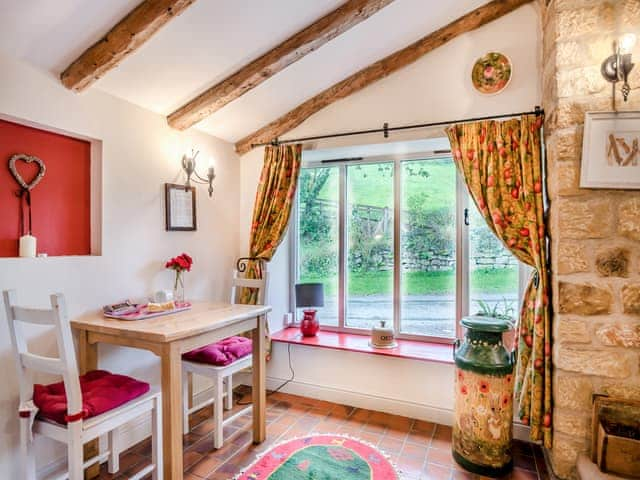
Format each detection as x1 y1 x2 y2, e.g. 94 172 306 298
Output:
98 390 549 480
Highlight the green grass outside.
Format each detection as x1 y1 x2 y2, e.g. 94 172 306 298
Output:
315 158 456 211
300 267 518 296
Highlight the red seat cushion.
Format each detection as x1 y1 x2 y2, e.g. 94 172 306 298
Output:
33 370 150 425
182 335 252 366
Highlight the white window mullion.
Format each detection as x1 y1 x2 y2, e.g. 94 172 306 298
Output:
456 173 470 340
393 159 401 335
338 164 347 330
289 191 299 316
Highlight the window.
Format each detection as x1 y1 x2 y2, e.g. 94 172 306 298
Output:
293 151 524 342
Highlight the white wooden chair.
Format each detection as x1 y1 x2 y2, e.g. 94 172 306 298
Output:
3 290 163 480
182 266 268 448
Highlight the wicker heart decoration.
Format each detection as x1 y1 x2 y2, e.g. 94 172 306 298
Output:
9 154 46 190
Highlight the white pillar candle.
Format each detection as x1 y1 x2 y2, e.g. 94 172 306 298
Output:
19 235 36 258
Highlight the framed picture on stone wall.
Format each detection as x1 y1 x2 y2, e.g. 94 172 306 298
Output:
581 111 640 189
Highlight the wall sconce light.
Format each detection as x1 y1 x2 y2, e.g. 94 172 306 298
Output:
182 149 216 197
601 33 636 103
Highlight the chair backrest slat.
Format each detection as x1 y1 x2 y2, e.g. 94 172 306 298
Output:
2 290 82 413
20 353 67 376
230 267 269 306
12 306 57 325
232 278 265 289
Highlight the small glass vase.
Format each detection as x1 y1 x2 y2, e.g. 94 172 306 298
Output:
173 272 185 304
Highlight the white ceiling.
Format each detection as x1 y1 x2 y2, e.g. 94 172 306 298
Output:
0 0 492 143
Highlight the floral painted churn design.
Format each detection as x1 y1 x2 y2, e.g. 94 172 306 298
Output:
453 315 515 478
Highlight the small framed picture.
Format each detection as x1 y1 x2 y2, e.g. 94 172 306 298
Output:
165 183 196 231
581 111 640 189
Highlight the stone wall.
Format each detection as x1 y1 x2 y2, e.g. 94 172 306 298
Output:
541 0 640 478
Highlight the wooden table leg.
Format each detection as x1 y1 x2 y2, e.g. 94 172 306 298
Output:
252 315 266 443
161 343 183 479
77 330 100 480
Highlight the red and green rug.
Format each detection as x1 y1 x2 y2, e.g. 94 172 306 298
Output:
235 434 400 479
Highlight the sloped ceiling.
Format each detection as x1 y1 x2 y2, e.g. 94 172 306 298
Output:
1 0 497 143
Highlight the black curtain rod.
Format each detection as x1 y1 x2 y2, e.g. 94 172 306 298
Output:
251 106 543 148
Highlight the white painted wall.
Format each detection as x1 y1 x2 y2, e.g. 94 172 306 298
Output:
239 4 541 422
0 51 241 477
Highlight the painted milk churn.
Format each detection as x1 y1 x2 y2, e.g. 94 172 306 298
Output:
452 315 515 478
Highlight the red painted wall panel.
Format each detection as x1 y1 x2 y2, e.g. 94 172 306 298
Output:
0 119 91 257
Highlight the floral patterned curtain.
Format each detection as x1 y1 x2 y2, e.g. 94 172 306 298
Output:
446 114 551 448
240 144 302 356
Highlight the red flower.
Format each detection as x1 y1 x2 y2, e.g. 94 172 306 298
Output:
505 374 513 383
534 181 542 193
499 147 507 158
165 253 194 273
524 335 533 348
458 371 464 381
511 188 519 199
488 142 495 153
467 150 475 161
543 413 552 428
460 385 468 395
487 175 495 187
479 381 490 394
519 227 530 237
522 416 530 425
502 395 510 407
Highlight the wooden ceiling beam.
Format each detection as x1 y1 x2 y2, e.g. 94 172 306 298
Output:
167 0 395 131
61 0 196 92
235 0 532 155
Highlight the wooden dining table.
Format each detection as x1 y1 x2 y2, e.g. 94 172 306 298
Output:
71 301 271 480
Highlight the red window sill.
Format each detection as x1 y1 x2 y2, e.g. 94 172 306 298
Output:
271 327 454 364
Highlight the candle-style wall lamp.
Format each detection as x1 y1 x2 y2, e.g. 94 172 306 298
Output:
181 149 215 197
601 33 636 103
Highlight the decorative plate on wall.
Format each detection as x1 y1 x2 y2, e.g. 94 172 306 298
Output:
471 52 512 95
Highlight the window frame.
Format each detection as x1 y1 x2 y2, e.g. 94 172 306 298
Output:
290 151 526 344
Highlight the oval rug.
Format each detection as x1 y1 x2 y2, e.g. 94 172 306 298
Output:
235 434 400 479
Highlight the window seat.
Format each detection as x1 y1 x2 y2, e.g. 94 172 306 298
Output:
271 327 454 364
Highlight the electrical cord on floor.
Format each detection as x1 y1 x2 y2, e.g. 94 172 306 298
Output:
236 342 295 406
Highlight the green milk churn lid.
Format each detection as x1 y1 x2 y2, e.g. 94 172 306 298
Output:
461 315 513 332
455 315 515 375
